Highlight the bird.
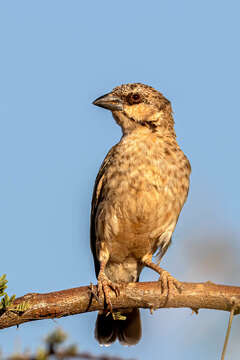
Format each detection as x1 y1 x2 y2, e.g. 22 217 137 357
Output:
91 83 191 346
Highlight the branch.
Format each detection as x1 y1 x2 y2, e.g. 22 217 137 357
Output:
1 281 240 330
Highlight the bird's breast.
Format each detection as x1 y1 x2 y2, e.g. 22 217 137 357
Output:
95 135 190 262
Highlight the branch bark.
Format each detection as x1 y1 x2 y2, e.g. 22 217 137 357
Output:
1 281 240 330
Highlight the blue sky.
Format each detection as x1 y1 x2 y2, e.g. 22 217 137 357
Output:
1 1 240 359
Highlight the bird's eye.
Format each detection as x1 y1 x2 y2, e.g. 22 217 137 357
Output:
132 94 140 101
127 93 142 105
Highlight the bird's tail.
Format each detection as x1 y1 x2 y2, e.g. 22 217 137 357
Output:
95 308 141 346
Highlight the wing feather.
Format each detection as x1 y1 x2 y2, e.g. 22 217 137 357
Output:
90 145 117 277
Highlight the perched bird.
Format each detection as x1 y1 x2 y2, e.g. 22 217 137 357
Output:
91 83 191 346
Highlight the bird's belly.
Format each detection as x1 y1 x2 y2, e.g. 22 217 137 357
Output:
97 188 179 263
105 257 141 283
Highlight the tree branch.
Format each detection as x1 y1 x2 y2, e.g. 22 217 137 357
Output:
1 281 240 330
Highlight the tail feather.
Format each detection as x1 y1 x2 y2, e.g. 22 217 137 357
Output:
117 309 142 346
95 309 141 346
95 312 117 346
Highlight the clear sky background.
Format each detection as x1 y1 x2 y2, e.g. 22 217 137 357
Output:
1 1 240 359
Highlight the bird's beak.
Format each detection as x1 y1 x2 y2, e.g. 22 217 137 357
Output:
92 93 123 111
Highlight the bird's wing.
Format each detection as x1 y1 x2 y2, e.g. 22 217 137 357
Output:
90 145 117 277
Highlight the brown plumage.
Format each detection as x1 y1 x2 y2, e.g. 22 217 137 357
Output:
91 83 191 346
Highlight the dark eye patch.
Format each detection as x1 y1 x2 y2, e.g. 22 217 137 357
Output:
126 92 142 105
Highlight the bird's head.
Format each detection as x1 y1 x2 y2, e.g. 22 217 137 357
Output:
93 83 175 135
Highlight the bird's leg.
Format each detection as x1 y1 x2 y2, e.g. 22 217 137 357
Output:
97 247 120 312
141 254 182 299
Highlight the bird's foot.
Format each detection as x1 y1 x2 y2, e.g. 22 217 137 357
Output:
97 272 120 312
141 255 182 300
158 269 182 298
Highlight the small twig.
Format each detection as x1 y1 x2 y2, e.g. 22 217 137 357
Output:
56 351 136 360
221 300 236 360
6 351 135 360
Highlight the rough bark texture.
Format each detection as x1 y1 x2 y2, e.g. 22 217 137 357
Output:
1 281 240 330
